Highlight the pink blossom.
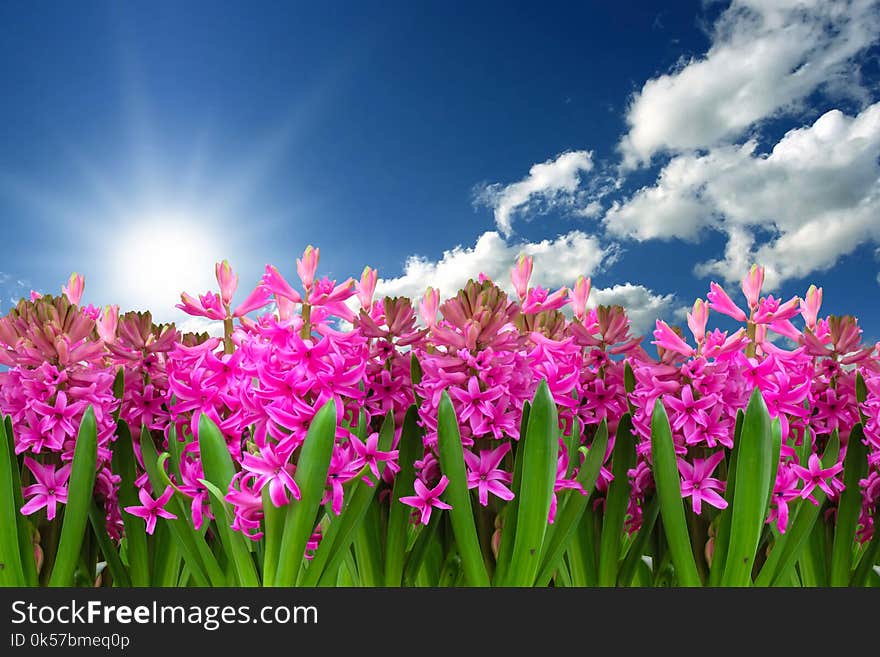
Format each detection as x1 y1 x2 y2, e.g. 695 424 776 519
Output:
215 260 239 307
62 272 85 305
400 475 452 525
124 485 177 535
511 254 533 301
678 451 727 515
20 458 71 520
463 443 514 506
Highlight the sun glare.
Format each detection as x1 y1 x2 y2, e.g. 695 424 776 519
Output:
107 212 226 320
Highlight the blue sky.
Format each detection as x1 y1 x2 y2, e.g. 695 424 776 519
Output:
1 1 879 341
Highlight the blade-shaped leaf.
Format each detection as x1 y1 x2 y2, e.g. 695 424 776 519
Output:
504 380 558 587
721 388 772 587
650 399 701 587
274 398 338 587
49 407 98 587
830 423 867 586
436 391 490 586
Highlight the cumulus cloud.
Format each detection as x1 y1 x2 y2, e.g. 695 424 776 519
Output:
590 283 676 336
375 229 612 301
618 0 880 167
374 230 674 336
474 151 595 236
606 103 880 288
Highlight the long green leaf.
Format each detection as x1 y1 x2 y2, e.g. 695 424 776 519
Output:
384 405 422 585
709 409 744 586
197 414 259 586
617 496 660 587
721 388 772 587
650 399 701 587
755 430 840 586
139 425 219 587
274 399 338 586
299 410 394 586
436 391 490 586
49 406 98 586
0 414 25 585
598 415 637 586
535 419 609 586
505 381 559 586
6 416 37 586
88 501 131 587
112 421 150 586
493 401 529 584
830 423 867 586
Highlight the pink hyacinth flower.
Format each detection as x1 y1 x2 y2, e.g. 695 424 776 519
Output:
296 245 320 292
792 454 843 504
21 458 72 521
97 305 119 343
678 451 728 515
463 442 514 507
569 275 591 323
741 264 764 310
124 486 177 535
176 291 226 320
61 272 85 305
686 299 709 344
400 476 452 525
215 260 239 307
233 284 273 317
419 287 440 327
800 284 822 330
355 266 378 309
511 254 533 301
707 282 747 322
652 320 694 357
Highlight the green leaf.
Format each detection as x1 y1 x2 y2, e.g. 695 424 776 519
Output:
139 425 220 587
721 388 773 587
403 514 440 585
830 423 868 586
6 415 37 586
436 391 490 586
112 421 150 587
49 407 98 587
504 380 559 586
617 496 660 587
755 429 840 586
0 414 25 586
197 414 259 586
88 501 131 587
709 409 744 586
535 418 609 586
851 509 880 586
384 405 422 585
274 398 338 587
650 399 701 587
260 487 284 587
304 415 396 587
493 401 529 584
598 415 637 586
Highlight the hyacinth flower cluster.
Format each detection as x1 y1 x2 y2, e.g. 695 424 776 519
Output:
0 247 877 588
628 267 878 550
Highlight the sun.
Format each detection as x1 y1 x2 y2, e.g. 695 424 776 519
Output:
106 210 227 320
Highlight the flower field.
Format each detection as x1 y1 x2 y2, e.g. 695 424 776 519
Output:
0 249 877 587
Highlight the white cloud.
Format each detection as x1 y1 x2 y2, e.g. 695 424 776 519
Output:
590 283 676 336
176 316 225 337
618 0 880 167
376 229 612 301
607 103 880 288
374 229 673 336
475 151 594 236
